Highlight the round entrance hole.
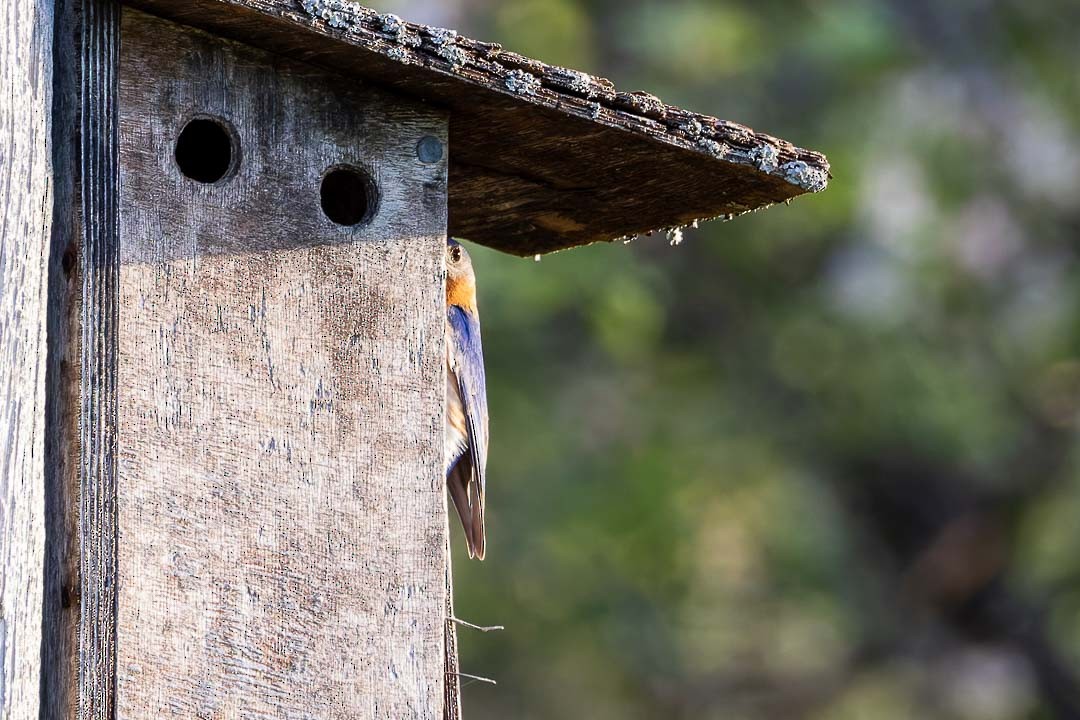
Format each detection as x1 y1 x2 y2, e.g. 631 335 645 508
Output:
174 117 236 184
320 166 377 227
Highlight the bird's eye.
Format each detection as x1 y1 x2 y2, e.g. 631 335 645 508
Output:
449 246 462 264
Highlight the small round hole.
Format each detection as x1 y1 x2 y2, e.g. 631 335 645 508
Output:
320 166 377 227
175 117 235 184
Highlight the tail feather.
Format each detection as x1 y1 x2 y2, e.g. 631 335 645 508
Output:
448 460 486 560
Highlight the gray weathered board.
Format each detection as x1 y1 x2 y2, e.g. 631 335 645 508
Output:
0 0 54 716
116 9 450 717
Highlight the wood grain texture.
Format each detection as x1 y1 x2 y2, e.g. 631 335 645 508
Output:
77 3 121 719
0 0 54 717
443 530 460 720
117 10 450 717
43 1 99 718
119 0 831 256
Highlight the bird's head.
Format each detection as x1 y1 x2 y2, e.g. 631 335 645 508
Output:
446 239 478 312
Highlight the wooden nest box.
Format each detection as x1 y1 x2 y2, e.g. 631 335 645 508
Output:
1 0 829 718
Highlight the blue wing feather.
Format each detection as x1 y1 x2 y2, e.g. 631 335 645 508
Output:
448 305 488 473
447 304 488 558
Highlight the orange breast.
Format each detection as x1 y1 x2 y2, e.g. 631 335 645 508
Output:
446 275 477 312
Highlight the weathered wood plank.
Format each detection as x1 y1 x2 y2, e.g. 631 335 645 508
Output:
0 0 54 717
119 0 831 256
116 10 449 717
76 3 121 719
43 2 110 718
443 531 461 720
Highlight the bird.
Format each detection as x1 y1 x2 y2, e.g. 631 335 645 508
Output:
445 238 489 560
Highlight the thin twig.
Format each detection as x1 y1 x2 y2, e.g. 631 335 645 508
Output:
449 616 505 632
447 671 497 686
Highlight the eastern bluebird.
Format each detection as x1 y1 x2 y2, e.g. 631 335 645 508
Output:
445 239 489 560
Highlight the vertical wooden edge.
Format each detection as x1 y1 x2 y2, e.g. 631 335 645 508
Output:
441 136 461 720
444 515 462 720
76 0 121 717
442 118 459 720
41 0 84 716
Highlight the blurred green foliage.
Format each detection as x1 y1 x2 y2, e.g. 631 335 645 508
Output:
376 0 1080 717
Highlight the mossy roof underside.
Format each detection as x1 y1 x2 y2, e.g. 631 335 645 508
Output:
124 0 831 256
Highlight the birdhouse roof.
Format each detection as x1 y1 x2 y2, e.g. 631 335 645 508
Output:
127 0 831 256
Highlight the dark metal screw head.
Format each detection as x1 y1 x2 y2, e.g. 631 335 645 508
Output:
417 136 444 164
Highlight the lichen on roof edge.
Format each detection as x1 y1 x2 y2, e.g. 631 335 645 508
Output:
297 0 830 195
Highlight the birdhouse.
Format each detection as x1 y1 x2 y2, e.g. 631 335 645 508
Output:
2 0 829 717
